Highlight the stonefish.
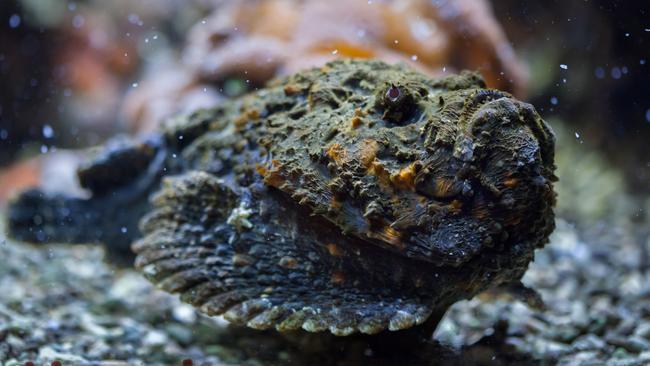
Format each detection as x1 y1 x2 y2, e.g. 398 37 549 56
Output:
8 60 556 336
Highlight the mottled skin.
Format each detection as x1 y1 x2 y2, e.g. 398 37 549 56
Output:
7 60 556 335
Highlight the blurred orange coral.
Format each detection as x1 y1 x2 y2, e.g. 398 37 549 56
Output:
124 0 527 133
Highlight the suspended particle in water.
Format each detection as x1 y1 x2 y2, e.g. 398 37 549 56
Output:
8 14 21 28
42 125 54 139
72 14 85 28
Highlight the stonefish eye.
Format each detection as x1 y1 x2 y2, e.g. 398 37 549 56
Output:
386 84 401 102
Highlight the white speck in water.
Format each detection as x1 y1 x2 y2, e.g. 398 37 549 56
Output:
331 49 338 55
393 39 399 44
72 14 85 28
595 67 605 79
40 145 48 154
611 67 622 79
625 32 630 37
550 97 558 105
641 59 646 65
411 55 418 61
144 38 149 43
203 87 207 93
562 78 567 83
9 14 21 28
442 66 447 72
356 29 366 38
121 227 128 234
575 132 580 139
172 153 177 158
367 0 372 4
42 124 54 138
153 34 158 40
645 28 650 32
201 19 207 24
621 66 628 74
128 13 143 26
178 135 184 140
132 82 139 88
560 64 568 70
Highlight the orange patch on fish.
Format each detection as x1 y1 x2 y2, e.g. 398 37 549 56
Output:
283 84 301 95
350 116 362 129
326 243 344 257
234 108 260 128
358 139 379 168
390 163 418 190
263 160 285 187
368 225 405 249
504 177 518 188
433 178 456 198
326 143 347 165
331 270 346 284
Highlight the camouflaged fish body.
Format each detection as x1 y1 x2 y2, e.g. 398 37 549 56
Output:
8 60 556 335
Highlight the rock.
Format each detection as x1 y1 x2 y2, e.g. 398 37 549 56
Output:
142 330 169 347
38 346 88 364
172 304 197 324
606 335 650 354
165 324 195 345
633 322 650 340
571 334 607 352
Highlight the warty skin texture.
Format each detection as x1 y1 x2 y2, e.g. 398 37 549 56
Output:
7 59 556 335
